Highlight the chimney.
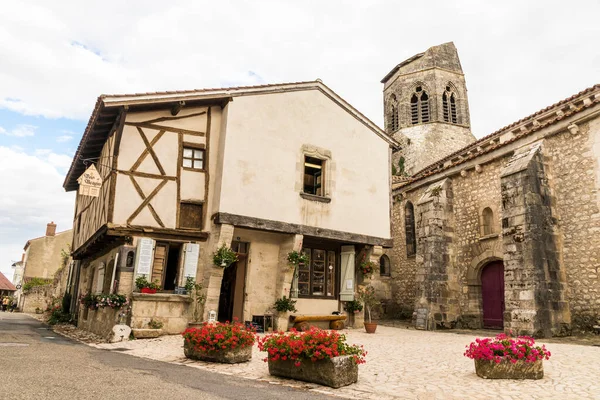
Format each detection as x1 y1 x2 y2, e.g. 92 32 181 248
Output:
46 221 57 237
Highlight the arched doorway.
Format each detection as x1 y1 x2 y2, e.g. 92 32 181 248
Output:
481 261 505 329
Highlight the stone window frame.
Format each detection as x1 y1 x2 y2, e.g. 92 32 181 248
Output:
296 144 335 203
389 94 399 132
479 205 499 240
409 83 431 125
442 82 459 124
405 201 417 257
379 254 391 277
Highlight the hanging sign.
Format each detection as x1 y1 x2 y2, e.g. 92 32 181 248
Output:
77 164 103 197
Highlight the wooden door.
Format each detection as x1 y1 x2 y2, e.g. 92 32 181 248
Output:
151 244 167 287
481 261 505 329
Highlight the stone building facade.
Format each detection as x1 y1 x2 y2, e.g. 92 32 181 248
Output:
385 43 600 336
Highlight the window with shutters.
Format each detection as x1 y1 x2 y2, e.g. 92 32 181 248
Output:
150 242 183 291
405 202 417 256
179 202 203 229
297 247 337 298
442 85 458 124
410 86 430 125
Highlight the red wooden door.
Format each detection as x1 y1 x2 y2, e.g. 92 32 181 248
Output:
481 261 505 329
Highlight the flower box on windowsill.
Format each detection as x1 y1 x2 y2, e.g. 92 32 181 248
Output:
141 288 157 294
268 355 358 388
474 359 544 380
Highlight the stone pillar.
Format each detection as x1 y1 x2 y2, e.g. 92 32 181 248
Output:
414 178 460 329
500 144 571 337
202 223 235 321
275 234 304 300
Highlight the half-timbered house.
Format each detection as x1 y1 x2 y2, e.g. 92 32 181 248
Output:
64 81 396 337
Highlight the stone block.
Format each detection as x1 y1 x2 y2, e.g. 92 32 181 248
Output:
132 328 162 339
474 359 543 380
184 342 252 364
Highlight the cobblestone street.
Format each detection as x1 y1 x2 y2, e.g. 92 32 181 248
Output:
94 325 600 399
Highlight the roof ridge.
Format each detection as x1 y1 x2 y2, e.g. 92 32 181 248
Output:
412 83 600 176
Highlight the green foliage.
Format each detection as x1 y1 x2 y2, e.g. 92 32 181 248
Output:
47 302 71 326
213 244 238 268
392 164 398 176
22 277 52 292
430 186 442 197
60 245 71 268
344 300 363 313
148 319 164 329
286 251 308 267
274 296 297 313
135 276 160 290
185 276 195 292
356 285 382 323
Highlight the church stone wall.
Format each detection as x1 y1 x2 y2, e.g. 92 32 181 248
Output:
545 120 600 331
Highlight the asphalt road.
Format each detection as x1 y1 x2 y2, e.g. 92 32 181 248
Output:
0 313 335 400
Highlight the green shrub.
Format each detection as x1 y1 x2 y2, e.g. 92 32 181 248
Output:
22 277 51 292
273 296 297 313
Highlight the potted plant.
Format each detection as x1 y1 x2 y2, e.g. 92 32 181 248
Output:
182 321 256 364
356 285 381 333
344 300 363 327
273 296 297 331
135 276 160 294
286 251 308 268
464 333 551 379
186 277 207 328
213 244 238 268
258 327 366 388
359 254 376 278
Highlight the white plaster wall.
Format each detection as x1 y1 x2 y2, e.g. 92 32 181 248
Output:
218 90 391 239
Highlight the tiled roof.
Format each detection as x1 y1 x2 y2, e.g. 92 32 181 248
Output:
0 272 16 292
394 84 600 189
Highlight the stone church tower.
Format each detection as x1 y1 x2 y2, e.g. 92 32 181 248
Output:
382 42 476 175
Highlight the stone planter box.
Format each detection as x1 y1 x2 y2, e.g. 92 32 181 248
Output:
474 359 544 379
183 341 252 364
132 328 162 339
268 355 358 388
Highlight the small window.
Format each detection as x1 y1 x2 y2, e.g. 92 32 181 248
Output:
482 207 494 236
405 202 416 256
303 156 324 196
182 147 205 170
379 255 391 276
179 202 203 229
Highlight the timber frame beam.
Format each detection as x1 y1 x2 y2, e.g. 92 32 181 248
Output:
213 212 393 247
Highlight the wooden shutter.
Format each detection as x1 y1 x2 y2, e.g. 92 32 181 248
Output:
183 243 200 278
134 238 155 278
95 263 105 294
339 246 355 301
151 244 167 287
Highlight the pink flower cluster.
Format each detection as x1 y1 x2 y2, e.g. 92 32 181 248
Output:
464 333 551 364
182 321 256 353
258 327 367 367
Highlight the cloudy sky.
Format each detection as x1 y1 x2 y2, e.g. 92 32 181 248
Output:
0 1 599 279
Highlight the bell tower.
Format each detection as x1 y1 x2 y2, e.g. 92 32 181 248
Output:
382 42 475 176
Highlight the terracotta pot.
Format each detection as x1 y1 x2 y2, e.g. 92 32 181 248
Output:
141 288 157 294
364 322 377 333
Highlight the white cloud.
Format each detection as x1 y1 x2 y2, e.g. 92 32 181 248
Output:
0 146 75 277
57 134 73 142
0 124 37 137
0 1 597 137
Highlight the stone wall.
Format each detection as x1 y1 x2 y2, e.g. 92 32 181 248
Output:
78 306 121 339
130 293 192 334
545 119 600 331
21 285 52 313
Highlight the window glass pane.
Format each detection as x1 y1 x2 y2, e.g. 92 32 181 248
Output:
183 148 193 158
183 158 193 168
193 159 204 169
194 150 204 159
326 251 335 296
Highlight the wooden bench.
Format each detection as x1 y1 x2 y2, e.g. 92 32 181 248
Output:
290 315 347 331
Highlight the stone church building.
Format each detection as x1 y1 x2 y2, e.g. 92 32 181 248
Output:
384 42 600 337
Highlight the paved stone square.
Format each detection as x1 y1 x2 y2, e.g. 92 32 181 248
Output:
94 326 600 399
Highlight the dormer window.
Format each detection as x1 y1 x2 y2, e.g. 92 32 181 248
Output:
410 87 430 125
443 85 458 124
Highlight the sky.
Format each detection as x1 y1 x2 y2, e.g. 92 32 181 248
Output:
1 1 599 279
